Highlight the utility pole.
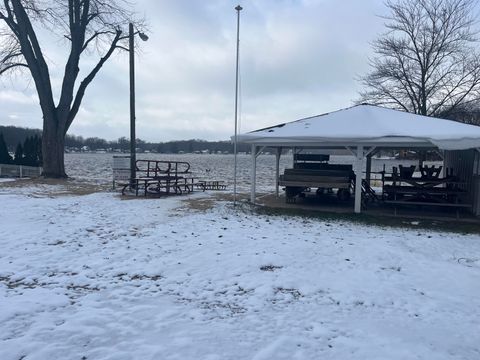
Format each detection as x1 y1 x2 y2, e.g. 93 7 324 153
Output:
129 23 148 187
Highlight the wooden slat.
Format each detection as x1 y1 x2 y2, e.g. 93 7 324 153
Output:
383 185 466 195
284 169 352 177
294 154 329 162
282 175 350 182
279 180 351 188
384 200 472 208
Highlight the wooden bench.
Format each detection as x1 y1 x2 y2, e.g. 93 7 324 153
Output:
279 167 353 202
293 154 329 170
195 180 227 191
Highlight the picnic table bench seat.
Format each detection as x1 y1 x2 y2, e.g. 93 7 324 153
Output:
384 199 472 219
195 180 227 191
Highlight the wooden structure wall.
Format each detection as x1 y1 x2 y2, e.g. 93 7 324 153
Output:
444 149 480 215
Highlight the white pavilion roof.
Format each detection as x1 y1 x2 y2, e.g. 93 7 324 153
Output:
235 104 480 150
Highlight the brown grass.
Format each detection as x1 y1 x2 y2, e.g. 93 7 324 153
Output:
179 192 248 211
0 177 109 197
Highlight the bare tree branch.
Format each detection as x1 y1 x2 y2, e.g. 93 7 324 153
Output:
0 62 28 75
358 0 480 118
0 0 146 177
66 28 123 132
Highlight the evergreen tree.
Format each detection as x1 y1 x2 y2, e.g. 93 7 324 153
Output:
0 133 12 164
14 143 24 165
35 135 43 166
23 137 34 166
19 136 43 167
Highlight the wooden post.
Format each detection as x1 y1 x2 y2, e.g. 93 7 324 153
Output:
275 147 281 197
366 153 372 185
251 144 257 204
354 146 364 214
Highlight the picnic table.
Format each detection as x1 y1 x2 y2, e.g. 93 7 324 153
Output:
122 160 197 197
382 165 471 217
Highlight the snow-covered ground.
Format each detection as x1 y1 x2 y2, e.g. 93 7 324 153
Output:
1 183 480 360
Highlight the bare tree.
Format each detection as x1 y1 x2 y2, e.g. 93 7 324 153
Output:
439 100 480 123
359 0 480 118
0 0 142 177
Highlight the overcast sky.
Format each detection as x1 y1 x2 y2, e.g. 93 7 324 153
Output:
0 0 390 142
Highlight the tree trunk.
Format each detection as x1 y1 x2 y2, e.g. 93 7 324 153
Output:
41 113 67 178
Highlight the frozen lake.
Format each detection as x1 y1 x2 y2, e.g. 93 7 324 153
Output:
66 153 292 192
65 153 423 192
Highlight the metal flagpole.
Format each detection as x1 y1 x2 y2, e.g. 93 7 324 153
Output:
129 23 136 188
234 4 242 206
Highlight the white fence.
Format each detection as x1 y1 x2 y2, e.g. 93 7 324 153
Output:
0 164 42 178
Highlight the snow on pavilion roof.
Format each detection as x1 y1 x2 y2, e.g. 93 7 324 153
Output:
235 104 480 150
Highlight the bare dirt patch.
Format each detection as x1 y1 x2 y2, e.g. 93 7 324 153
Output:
0 178 108 197
181 197 218 211
179 192 249 212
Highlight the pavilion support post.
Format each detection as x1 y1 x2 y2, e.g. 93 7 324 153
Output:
275 147 282 197
251 144 257 204
354 145 364 214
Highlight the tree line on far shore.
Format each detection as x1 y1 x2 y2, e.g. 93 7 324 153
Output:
0 132 42 167
65 135 250 153
0 125 250 156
